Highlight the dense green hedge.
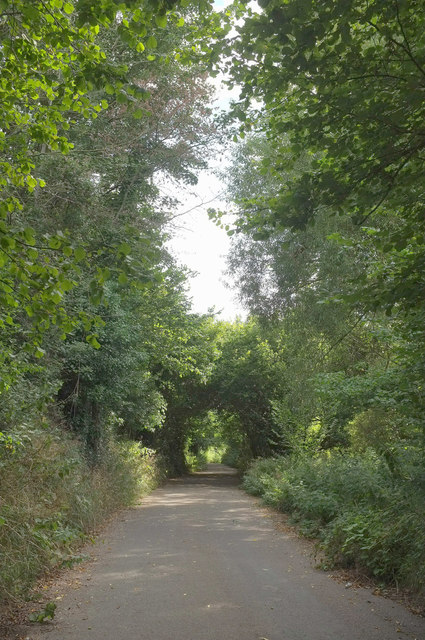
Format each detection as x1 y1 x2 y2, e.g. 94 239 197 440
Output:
243 453 425 592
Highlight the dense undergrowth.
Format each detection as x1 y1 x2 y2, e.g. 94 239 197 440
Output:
243 453 425 594
0 425 165 604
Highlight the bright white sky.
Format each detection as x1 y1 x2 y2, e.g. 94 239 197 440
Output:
163 0 251 321
165 80 247 321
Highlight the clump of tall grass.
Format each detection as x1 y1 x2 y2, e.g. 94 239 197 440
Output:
243 452 425 593
0 424 164 604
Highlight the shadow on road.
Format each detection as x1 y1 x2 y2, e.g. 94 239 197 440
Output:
173 463 240 488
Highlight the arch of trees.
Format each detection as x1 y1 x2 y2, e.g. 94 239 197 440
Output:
0 0 422 476
2 0 425 602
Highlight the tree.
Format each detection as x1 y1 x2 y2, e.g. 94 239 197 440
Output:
0 0 222 388
153 312 221 475
0 2 227 463
220 0 425 315
222 132 420 455
209 1 425 453
211 319 290 457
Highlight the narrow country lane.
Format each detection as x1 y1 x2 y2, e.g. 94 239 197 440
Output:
32 464 425 640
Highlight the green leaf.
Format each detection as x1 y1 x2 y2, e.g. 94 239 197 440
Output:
29 602 56 623
118 242 131 256
155 14 167 28
24 227 36 246
146 36 157 49
74 247 86 262
60 279 75 291
86 334 101 349
48 237 62 249
26 176 37 190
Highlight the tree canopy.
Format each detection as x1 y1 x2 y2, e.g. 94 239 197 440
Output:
0 0 224 382
2 0 425 602
218 0 425 315
0 0 423 465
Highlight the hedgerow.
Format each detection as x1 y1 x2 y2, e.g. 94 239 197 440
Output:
243 452 425 592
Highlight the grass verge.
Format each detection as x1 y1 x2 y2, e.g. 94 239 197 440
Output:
243 452 425 596
0 424 165 605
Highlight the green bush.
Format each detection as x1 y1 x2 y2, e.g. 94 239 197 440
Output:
0 425 165 604
221 440 253 471
243 452 425 593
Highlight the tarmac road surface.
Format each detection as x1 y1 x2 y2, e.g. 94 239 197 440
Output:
32 464 425 640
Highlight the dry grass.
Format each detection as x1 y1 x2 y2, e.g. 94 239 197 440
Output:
0 425 164 605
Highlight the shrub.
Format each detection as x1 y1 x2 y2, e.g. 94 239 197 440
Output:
243 452 425 593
